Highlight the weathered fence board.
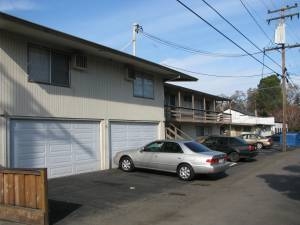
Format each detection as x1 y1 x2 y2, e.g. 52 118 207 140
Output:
0 168 48 225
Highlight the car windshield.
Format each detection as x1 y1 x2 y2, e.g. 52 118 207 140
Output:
184 141 211 153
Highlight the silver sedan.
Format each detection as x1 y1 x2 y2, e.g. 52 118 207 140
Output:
113 140 230 181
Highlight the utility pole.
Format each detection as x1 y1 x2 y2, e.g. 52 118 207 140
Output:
132 23 143 56
265 3 299 152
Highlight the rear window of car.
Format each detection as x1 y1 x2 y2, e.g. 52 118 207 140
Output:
229 137 248 146
184 141 211 153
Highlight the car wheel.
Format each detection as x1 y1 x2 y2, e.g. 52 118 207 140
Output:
256 142 263 150
229 152 240 162
177 164 195 181
119 156 135 172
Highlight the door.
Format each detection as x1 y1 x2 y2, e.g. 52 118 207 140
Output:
139 141 164 168
151 142 184 172
110 122 158 167
10 119 100 178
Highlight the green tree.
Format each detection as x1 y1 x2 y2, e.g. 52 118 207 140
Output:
256 75 282 116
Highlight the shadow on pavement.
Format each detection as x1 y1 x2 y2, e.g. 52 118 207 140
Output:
258 173 300 201
283 164 300 173
49 199 82 225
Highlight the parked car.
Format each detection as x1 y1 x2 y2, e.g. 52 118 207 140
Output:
267 133 280 143
239 133 273 150
201 136 257 162
114 140 230 181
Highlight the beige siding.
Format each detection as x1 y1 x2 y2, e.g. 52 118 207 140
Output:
0 31 165 166
0 32 164 120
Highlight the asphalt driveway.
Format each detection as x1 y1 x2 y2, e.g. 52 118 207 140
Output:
48 168 197 224
1 146 299 225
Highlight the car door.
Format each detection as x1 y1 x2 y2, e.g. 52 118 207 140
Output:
248 134 258 145
139 141 164 168
150 142 184 172
215 137 231 154
202 137 218 150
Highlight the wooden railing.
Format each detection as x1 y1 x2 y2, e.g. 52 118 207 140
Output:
166 123 193 140
165 105 231 124
0 168 48 225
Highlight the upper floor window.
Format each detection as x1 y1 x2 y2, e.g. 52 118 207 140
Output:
28 45 70 87
133 74 154 99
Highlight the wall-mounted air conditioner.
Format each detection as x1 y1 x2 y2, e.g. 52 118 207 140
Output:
72 54 88 70
125 66 136 81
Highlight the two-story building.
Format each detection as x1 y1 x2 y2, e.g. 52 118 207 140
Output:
223 109 281 136
164 83 232 139
0 12 197 178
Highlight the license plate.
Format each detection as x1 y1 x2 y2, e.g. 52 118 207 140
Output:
219 158 225 163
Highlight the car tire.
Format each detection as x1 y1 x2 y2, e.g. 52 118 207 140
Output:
177 164 195 181
229 151 240 162
256 142 263 150
119 156 135 172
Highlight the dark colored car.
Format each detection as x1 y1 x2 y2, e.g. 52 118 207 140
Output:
201 136 258 162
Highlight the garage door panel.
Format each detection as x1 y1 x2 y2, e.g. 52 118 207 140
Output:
49 166 73 178
47 155 73 165
12 121 47 130
111 122 158 167
11 120 100 178
17 157 45 168
75 163 98 174
48 144 71 154
47 122 72 130
14 131 47 142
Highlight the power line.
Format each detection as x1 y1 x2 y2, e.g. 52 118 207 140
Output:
176 0 280 75
201 0 282 69
141 31 262 57
239 0 277 46
162 64 273 78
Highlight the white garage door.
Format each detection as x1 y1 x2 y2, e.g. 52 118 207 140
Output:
10 120 100 178
110 122 158 167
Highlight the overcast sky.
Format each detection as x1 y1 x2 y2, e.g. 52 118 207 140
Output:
1 0 300 96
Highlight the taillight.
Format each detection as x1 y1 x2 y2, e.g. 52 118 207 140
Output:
268 138 272 143
248 145 255 151
206 158 219 164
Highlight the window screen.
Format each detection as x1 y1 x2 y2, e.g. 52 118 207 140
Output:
133 75 154 99
28 45 69 87
28 46 50 83
51 52 69 86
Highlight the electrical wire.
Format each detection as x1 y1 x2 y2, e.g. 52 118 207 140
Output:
162 64 273 78
140 31 262 57
176 0 280 75
201 0 282 69
240 0 278 47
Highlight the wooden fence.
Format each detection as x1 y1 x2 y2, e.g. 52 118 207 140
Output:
0 168 48 225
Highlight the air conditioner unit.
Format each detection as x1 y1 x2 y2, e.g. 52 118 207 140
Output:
125 66 136 81
72 54 88 70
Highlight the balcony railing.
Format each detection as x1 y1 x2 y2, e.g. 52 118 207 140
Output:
165 105 231 124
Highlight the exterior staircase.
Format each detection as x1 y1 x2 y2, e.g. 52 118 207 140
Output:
165 123 193 140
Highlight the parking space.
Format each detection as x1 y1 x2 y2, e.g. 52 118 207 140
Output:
1 144 298 225
46 145 282 224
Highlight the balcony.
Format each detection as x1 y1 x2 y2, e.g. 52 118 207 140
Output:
165 105 231 124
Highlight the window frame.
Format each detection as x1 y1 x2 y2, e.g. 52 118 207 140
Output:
143 141 164 152
161 142 183 154
133 73 154 99
27 44 71 88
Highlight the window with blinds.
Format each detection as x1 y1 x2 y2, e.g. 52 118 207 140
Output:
28 45 70 87
133 74 154 99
